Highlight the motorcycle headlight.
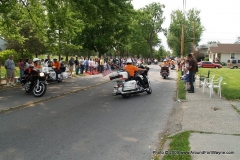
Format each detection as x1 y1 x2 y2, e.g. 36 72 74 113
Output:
40 72 45 77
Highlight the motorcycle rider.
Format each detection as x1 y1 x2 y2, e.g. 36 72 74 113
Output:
52 58 61 80
171 59 175 65
33 58 41 69
160 59 170 75
161 59 169 67
124 58 147 89
26 58 41 74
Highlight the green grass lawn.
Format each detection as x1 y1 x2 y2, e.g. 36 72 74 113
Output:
0 67 20 79
162 131 191 160
177 70 186 100
197 68 240 100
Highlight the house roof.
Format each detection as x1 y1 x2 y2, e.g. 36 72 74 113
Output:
209 44 240 53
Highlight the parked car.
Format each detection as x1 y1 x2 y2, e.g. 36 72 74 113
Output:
198 61 222 68
227 59 240 69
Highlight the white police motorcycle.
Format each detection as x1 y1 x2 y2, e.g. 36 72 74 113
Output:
110 65 152 99
41 60 68 82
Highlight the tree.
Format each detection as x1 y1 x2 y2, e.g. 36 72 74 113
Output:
167 9 204 56
0 0 149 59
207 41 220 44
137 2 165 59
73 0 132 57
235 37 240 44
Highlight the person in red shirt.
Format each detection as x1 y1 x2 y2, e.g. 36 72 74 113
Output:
18 58 25 77
52 58 61 80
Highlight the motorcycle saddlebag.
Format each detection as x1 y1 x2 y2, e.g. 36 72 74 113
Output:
119 71 128 80
62 72 68 79
123 80 136 91
161 66 169 71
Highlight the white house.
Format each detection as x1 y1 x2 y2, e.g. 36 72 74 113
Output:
208 44 240 63
0 38 7 51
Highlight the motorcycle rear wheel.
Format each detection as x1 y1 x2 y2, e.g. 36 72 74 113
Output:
122 93 131 99
58 75 63 82
33 82 47 97
146 87 152 94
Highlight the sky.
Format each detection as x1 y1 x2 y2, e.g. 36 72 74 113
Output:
131 0 240 51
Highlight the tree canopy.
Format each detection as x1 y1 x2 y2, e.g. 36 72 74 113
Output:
167 9 204 56
0 0 168 60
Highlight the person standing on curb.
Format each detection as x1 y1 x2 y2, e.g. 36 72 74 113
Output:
74 57 79 75
4 55 16 86
68 57 74 77
79 56 85 74
187 54 198 93
18 58 25 78
24 58 30 70
45 55 52 67
89 58 94 75
99 57 104 73
84 57 89 73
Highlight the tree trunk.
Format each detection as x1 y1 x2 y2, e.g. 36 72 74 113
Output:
149 44 153 59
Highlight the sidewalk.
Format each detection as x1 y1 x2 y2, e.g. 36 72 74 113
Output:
182 78 240 159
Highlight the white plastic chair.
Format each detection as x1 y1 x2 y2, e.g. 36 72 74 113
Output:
209 76 223 98
201 75 215 94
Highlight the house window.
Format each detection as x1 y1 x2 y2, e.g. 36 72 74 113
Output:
230 53 235 59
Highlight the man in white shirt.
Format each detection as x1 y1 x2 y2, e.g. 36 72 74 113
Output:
79 56 85 74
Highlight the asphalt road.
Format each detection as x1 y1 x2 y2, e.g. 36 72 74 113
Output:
0 64 177 160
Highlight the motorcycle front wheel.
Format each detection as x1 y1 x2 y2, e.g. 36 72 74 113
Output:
33 82 47 97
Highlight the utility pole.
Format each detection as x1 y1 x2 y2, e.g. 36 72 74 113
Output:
192 22 196 54
181 25 184 57
181 0 186 57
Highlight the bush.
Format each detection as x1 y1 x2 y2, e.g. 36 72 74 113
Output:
0 49 19 65
197 57 205 62
0 50 33 65
221 62 226 66
204 57 209 61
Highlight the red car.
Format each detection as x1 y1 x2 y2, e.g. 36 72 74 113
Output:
198 61 222 68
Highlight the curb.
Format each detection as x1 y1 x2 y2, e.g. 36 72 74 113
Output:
0 80 110 114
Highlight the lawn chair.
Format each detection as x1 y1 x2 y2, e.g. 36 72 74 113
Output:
209 76 223 98
201 75 215 94
199 70 210 87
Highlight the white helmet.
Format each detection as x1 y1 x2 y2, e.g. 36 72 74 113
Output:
33 58 40 62
163 59 167 62
126 58 133 63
